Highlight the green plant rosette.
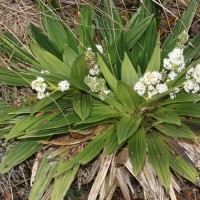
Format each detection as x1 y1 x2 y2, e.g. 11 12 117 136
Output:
0 0 200 199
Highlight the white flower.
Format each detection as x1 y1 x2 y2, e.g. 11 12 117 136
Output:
148 85 155 91
163 58 172 70
41 70 50 74
177 62 185 73
168 48 184 66
84 75 98 92
99 89 110 100
192 83 200 93
170 93 176 99
84 75 107 93
186 67 194 79
147 89 158 99
168 71 178 80
31 77 47 92
96 45 104 54
163 48 185 79
169 87 180 99
183 80 194 93
84 75 109 100
143 71 162 85
183 80 200 93
89 64 100 76
156 83 168 93
37 91 46 100
58 80 70 92
134 71 168 98
134 82 146 96
192 64 200 83
174 87 180 94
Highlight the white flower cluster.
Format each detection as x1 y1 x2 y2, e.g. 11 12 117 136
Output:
85 48 96 67
134 71 168 99
89 64 99 76
183 64 200 93
85 48 100 76
163 48 185 81
84 75 110 100
58 80 70 92
31 77 49 99
84 45 109 100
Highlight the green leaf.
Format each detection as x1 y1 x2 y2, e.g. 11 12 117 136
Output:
149 107 181 125
31 43 70 77
116 81 140 111
117 115 141 144
55 130 107 176
104 126 123 155
70 55 88 84
169 151 198 184
128 127 146 175
31 92 64 115
147 132 170 189
126 15 153 50
95 0 122 46
29 150 58 200
63 45 78 68
185 31 200 64
121 53 139 87
98 54 118 93
30 23 62 59
51 152 80 200
0 35 37 65
162 0 198 57
0 67 33 86
45 8 70 52
135 20 158 72
0 139 42 174
78 5 95 47
76 104 122 125
166 103 200 117
24 127 68 138
146 35 160 72
7 112 58 140
73 92 92 121
154 123 197 139
160 92 200 106
26 113 80 134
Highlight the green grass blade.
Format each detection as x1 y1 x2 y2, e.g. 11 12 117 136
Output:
166 103 200 117
169 151 198 184
51 152 80 200
128 127 146 175
0 139 43 174
29 149 58 200
126 15 153 50
147 132 170 189
155 123 197 139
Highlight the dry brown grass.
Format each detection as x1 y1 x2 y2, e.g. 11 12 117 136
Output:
0 0 39 41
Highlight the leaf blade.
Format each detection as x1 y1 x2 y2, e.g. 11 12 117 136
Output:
128 127 146 175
